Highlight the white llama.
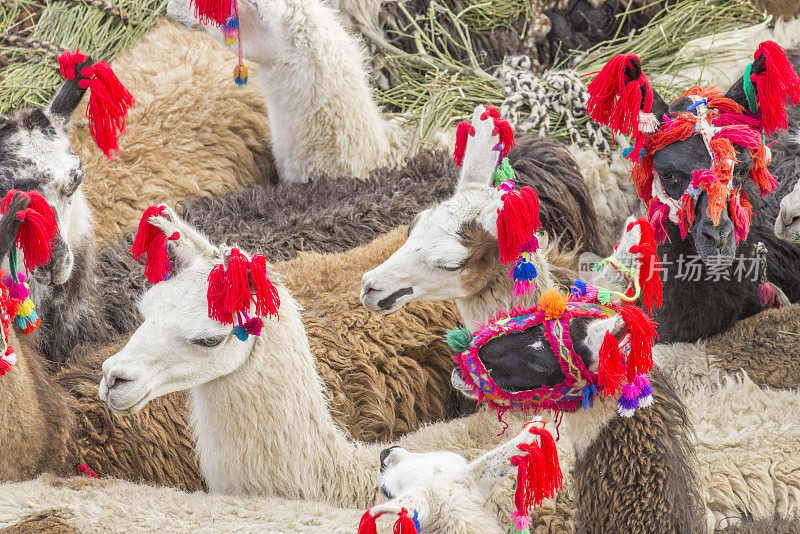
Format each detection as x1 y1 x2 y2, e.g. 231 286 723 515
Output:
97 206 561 510
166 0 412 183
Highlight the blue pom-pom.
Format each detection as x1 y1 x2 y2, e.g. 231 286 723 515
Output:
621 146 646 160
232 325 249 341
224 14 239 32
571 279 587 297
582 384 596 411
412 510 421 533
513 258 537 282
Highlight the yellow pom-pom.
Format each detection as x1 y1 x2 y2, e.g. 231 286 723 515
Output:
539 289 568 320
233 63 248 87
17 298 35 317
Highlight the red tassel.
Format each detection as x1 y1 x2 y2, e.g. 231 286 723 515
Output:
191 0 236 25
598 331 625 398
492 118 515 157
647 199 669 244
0 190 60 272
729 190 752 243
357 511 378 534
76 61 135 158
130 205 179 284
77 462 99 478
250 254 280 318
480 105 501 121
453 121 475 167
753 41 800 136
620 305 658 383
587 54 653 137
394 508 417 534
496 186 541 264
527 425 562 496
58 48 87 80
627 218 662 313
206 249 281 324
511 427 561 516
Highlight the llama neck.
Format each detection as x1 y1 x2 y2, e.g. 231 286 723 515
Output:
566 368 701 533
29 188 101 366
456 249 553 331
189 288 379 507
655 228 761 342
248 0 401 182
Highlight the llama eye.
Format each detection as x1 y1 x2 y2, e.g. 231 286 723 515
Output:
433 259 466 271
193 337 223 347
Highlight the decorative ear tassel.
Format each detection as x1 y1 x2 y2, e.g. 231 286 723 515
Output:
509 509 532 534
492 157 516 187
233 62 248 88
357 511 378 534
496 187 541 264
729 190 752 243
394 508 418 534
444 326 472 353
129 205 180 284
58 50 134 159
511 425 562 525
492 118 516 158
510 256 538 297
752 41 800 136
748 144 778 196
538 289 568 321
223 13 240 45
617 381 641 418
206 248 280 326
190 0 235 25
586 53 653 162
626 218 662 313
453 121 475 167
619 305 658 382
598 331 625 398
633 374 653 408
0 190 60 272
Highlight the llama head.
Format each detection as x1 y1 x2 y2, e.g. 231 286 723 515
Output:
775 178 800 242
587 43 800 267
366 423 551 534
99 206 279 413
361 105 541 316
0 60 95 285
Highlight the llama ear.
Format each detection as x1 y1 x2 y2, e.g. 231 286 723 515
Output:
582 315 625 372
465 421 545 500
724 54 767 111
477 197 503 238
456 105 505 188
0 192 31 255
47 53 94 127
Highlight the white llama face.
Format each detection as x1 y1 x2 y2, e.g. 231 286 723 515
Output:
99 258 256 413
361 105 505 313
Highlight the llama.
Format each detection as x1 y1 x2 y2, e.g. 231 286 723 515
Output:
360 105 583 331
584 46 800 342
97 207 551 506
776 178 800 242
166 0 412 183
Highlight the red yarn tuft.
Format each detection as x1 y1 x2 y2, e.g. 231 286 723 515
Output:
77 61 135 158
0 190 60 272
627 218 662 313
250 254 281 318
77 462 99 478
58 48 87 81
206 249 281 324
758 282 782 309
492 118 516 157
0 357 11 376
480 105 501 121
598 331 625 398
357 510 378 534
129 205 179 284
753 41 800 136
729 190 752 243
587 53 653 162
496 187 541 264
190 0 235 25
453 121 475 167
511 425 562 516
647 199 670 244
749 143 779 196
394 508 417 534
620 305 658 383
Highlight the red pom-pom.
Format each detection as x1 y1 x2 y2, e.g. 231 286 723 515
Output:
78 61 135 158
627 218 662 313
250 254 281 318
206 249 281 324
453 121 475 167
598 331 625 398
620 305 658 382
394 508 417 534
130 205 179 284
190 0 235 25
58 48 88 81
496 186 541 264
753 41 800 136
0 190 60 272
357 511 378 534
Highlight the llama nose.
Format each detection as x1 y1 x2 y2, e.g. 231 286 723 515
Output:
782 209 800 228
104 369 133 390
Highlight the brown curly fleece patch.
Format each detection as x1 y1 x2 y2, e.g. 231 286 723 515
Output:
0 510 74 534
706 304 800 389
572 368 703 533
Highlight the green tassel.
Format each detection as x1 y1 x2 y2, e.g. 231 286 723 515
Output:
444 326 473 353
491 157 516 187
598 287 613 305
